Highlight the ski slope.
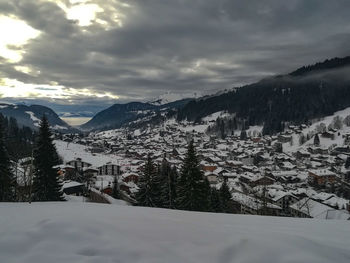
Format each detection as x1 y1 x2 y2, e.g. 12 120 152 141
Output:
0 202 349 263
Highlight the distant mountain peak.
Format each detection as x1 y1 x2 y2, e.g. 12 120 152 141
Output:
0 103 76 133
148 92 201 105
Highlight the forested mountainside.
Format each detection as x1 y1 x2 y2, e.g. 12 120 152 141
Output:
80 99 191 131
177 56 350 134
0 103 74 132
0 113 36 160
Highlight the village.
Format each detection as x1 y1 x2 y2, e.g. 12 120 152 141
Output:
12 110 350 220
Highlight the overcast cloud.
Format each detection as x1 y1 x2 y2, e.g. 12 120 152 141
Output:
0 0 350 115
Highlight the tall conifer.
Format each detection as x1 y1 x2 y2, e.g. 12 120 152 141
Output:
136 154 157 207
32 116 64 201
176 140 208 211
0 121 15 201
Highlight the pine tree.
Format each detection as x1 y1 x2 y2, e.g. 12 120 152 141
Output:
314 133 320 146
151 164 162 207
345 156 350 169
0 121 15 201
210 188 222 212
112 175 120 199
159 158 177 209
176 140 209 211
32 116 64 201
219 179 232 213
136 154 158 207
240 129 247 140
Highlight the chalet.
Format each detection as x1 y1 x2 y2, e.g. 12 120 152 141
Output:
98 162 121 176
225 160 243 169
231 192 282 216
83 167 99 181
321 131 335 140
266 189 298 215
62 181 85 196
308 169 337 185
66 158 92 171
289 198 341 219
204 171 218 184
200 161 217 172
278 134 292 143
296 150 311 159
122 172 139 184
239 173 275 187
269 171 301 184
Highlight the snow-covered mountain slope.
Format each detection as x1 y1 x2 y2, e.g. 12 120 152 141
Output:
0 202 349 263
0 103 75 132
283 106 350 153
148 91 202 105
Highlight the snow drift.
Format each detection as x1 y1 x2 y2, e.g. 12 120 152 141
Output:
0 202 349 263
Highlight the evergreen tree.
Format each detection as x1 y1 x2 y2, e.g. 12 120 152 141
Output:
299 133 306 146
0 121 15 201
219 179 232 213
159 158 177 209
314 133 320 146
345 156 350 169
210 188 222 212
136 154 158 207
176 140 209 211
240 129 247 140
32 116 64 201
150 163 162 207
112 175 120 199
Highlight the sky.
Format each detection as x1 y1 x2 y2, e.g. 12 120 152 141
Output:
0 0 350 117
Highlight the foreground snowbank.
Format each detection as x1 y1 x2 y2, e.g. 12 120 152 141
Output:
0 202 349 263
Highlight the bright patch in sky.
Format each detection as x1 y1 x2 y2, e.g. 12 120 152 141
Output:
66 3 103 26
0 78 119 101
0 15 40 62
54 0 103 27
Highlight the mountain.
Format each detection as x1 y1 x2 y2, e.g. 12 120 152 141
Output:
148 92 201 105
0 103 75 132
177 56 350 134
81 99 192 131
80 102 156 131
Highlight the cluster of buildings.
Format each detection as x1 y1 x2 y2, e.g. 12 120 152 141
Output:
46 118 350 219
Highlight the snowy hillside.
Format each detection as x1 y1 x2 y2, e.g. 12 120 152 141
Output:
283 106 350 153
0 103 74 132
148 91 201 105
0 202 349 263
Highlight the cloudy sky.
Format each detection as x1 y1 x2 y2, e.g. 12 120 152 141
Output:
0 0 350 116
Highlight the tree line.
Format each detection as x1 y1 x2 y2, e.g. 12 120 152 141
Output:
177 57 350 135
0 115 64 202
136 140 232 213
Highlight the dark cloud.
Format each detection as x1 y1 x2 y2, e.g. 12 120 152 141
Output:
1 0 350 113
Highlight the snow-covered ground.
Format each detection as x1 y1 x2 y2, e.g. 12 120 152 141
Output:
0 202 349 263
54 140 127 167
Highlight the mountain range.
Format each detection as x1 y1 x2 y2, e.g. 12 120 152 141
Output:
2 56 350 134
0 103 75 132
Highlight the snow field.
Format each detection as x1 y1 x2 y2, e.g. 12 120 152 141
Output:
0 202 349 263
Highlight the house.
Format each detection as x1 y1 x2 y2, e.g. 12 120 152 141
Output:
289 198 348 219
205 171 218 184
98 162 121 176
200 161 217 172
321 131 335 140
62 181 85 196
66 158 92 171
239 173 275 187
231 192 282 216
122 172 139 184
308 169 337 185
266 189 298 215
